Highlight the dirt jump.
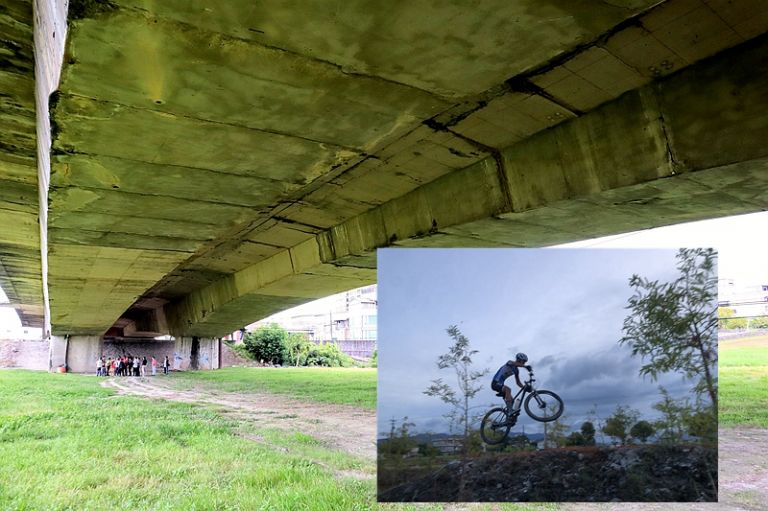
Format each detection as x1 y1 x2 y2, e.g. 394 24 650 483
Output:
562 427 768 511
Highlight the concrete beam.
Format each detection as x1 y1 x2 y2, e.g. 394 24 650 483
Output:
167 33 768 337
0 0 43 327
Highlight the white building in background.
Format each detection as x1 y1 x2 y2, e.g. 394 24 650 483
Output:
719 278 768 317
249 285 377 342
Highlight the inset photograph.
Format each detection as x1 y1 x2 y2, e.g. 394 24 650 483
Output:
377 248 717 502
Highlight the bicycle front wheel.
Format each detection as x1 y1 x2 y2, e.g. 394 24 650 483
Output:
524 390 564 422
480 407 511 445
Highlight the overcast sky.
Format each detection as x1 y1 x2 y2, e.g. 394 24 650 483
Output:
377 248 714 437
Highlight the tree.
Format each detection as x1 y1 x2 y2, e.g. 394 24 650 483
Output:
621 248 718 407
653 387 688 444
243 324 288 364
683 405 717 443
566 431 585 446
545 411 570 448
580 421 596 446
423 325 489 456
284 332 312 367
601 405 639 445
630 420 655 443
385 416 416 456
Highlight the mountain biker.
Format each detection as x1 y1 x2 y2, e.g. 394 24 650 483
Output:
491 353 530 414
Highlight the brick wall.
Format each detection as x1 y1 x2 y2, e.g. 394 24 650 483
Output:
0 339 49 370
103 340 175 367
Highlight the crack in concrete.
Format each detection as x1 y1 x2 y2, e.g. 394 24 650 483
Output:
507 76 583 116
650 85 682 175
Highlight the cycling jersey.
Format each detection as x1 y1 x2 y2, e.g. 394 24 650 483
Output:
492 361 519 386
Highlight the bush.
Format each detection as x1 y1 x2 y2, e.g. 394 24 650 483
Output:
284 333 313 367
304 342 353 367
243 324 288 364
370 349 378 368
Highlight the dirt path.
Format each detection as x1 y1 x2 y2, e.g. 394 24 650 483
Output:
101 376 376 461
562 427 768 511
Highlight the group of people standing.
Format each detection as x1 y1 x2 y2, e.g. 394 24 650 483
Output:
96 355 171 377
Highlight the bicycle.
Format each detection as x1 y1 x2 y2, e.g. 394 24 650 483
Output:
480 365 564 445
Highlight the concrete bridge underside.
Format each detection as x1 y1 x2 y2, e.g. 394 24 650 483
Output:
2 0 768 365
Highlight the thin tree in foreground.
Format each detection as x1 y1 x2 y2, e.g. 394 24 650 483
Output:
621 248 718 407
424 325 489 455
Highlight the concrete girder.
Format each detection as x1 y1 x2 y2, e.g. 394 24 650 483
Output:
0 0 42 327
166 33 768 337
40 0 768 336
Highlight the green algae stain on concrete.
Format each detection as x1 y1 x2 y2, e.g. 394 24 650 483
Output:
68 0 118 20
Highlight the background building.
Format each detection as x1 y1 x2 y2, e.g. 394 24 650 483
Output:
247 285 377 358
719 278 768 317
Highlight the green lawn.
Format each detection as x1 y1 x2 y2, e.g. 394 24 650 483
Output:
168 367 377 409
0 370 371 511
0 368 556 511
720 335 768 428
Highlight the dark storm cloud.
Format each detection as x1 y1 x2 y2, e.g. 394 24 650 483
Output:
376 248 704 435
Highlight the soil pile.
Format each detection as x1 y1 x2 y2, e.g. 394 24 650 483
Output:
378 445 717 502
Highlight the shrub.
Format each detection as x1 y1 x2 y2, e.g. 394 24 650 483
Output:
304 342 353 367
243 324 288 364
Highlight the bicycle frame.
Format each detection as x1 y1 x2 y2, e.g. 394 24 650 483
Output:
505 366 546 411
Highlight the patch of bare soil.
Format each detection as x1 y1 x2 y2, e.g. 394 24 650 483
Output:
562 427 768 511
100 376 375 463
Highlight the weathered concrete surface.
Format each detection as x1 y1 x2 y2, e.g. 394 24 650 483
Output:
33 0 68 338
173 337 219 371
63 334 102 373
0 0 42 327
167 31 768 336
0 339 48 370
5 0 768 337
102 339 174 367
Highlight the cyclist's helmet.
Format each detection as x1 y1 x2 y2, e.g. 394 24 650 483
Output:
515 352 528 363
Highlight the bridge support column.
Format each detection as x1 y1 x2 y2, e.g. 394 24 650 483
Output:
173 336 219 371
66 335 103 373
49 335 67 371
49 335 103 373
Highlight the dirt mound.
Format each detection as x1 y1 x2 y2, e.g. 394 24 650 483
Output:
378 445 717 502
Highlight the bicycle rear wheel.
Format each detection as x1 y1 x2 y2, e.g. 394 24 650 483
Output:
524 390 564 422
480 407 511 445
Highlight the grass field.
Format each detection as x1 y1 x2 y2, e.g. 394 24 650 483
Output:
0 370 371 510
0 369 553 511
168 366 377 409
720 334 768 428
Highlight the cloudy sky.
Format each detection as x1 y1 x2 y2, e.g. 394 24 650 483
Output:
377 248 714 437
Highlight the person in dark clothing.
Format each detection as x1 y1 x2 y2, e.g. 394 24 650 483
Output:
490 353 529 413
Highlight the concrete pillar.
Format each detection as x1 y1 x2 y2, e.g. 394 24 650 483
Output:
173 336 219 370
65 335 104 373
173 336 191 371
49 335 67 371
